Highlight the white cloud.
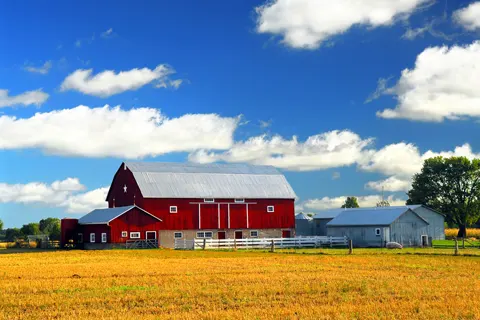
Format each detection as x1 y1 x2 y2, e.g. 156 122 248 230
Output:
60 64 181 97
0 89 49 108
365 176 411 192
0 178 104 213
101 28 114 38
155 78 184 90
453 1 480 31
24 61 52 75
301 195 407 211
377 41 480 122
189 130 373 171
255 0 430 49
0 105 238 158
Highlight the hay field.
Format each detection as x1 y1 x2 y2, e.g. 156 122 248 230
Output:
0 249 479 320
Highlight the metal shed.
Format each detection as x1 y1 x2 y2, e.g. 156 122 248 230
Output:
312 210 342 236
326 207 430 247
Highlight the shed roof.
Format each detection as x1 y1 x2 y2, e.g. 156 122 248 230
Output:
295 212 312 220
78 205 161 225
326 207 429 227
122 162 297 199
313 209 344 220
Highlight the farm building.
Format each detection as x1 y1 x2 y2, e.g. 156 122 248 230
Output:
311 209 342 236
61 162 297 249
295 212 313 236
325 206 445 247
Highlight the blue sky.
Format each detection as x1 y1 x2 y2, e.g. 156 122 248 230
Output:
1 0 480 227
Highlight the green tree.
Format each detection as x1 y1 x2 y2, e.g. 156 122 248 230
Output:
341 197 360 208
5 228 23 241
20 223 41 237
39 218 61 240
376 200 390 207
407 156 480 238
0 219 3 230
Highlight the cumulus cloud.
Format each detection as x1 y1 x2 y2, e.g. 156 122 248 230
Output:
60 64 181 97
365 176 412 192
255 0 430 49
0 105 238 158
301 195 407 211
0 89 49 108
453 1 480 31
377 41 480 122
189 130 373 171
24 61 52 75
0 178 105 213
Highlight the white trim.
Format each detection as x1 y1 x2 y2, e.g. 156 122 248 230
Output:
169 206 177 213
227 203 230 228
375 228 381 236
198 203 201 229
121 231 127 238
189 201 257 205
79 205 162 226
217 203 221 229
146 231 156 240
204 198 215 203
267 205 275 213
234 199 245 203
246 203 249 228
174 232 183 239
101 233 107 243
90 233 95 243
250 230 259 238
196 231 213 238
130 232 141 239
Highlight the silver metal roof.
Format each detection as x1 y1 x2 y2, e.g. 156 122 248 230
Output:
78 205 161 225
124 162 297 199
326 207 429 227
313 209 343 220
295 212 312 220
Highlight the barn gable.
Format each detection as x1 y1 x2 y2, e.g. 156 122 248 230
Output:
78 205 162 225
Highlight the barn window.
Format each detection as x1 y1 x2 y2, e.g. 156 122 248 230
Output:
235 199 245 203
169 206 178 213
196 231 213 238
121 231 127 238
375 228 381 236
267 205 275 213
101 233 107 243
77 233 83 243
174 232 183 239
204 198 215 203
90 233 95 243
130 232 141 239
250 230 259 237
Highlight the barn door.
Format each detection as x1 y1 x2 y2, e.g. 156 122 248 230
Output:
218 231 226 240
282 230 292 238
235 231 243 239
146 231 156 240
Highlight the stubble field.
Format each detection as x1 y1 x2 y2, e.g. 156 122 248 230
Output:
0 249 479 320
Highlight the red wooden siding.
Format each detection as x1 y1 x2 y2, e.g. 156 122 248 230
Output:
109 207 162 243
106 165 144 208
81 224 110 243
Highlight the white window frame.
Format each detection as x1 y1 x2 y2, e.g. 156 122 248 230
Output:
90 233 95 243
196 231 213 238
234 199 245 203
130 232 141 239
250 230 259 238
169 206 178 213
174 232 183 239
204 198 215 203
121 231 127 238
101 233 107 243
375 228 381 236
267 205 275 213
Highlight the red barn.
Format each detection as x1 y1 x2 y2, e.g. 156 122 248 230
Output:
62 162 297 249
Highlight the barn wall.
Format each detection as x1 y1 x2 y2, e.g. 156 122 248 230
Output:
60 218 79 247
80 224 110 244
159 228 292 248
327 226 387 247
412 207 445 240
109 208 162 243
312 218 332 236
106 164 144 208
390 210 429 246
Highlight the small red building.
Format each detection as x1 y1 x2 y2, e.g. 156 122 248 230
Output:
62 162 297 249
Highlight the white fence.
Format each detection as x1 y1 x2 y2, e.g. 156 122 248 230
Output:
174 236 348 250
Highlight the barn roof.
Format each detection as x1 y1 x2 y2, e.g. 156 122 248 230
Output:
295 212 312 220
313 209 343 220
122 162 297 199
78 205 161 225
326 207 429 227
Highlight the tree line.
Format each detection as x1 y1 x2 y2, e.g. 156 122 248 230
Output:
340 156 480 238
0 218 61 242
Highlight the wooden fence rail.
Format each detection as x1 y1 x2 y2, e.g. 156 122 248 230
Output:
174 236 348 250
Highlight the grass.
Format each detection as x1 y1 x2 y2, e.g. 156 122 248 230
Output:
445 228 480 240
433 239 480 248
0 248 479 319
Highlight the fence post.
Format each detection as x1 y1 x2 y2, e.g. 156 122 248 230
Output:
234 238 237 251
270 239 275 253
203 238 206 250
348 239 353 255
454 238 459 256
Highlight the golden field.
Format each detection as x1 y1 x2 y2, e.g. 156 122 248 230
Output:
445 228 480 239
1 249 479 320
